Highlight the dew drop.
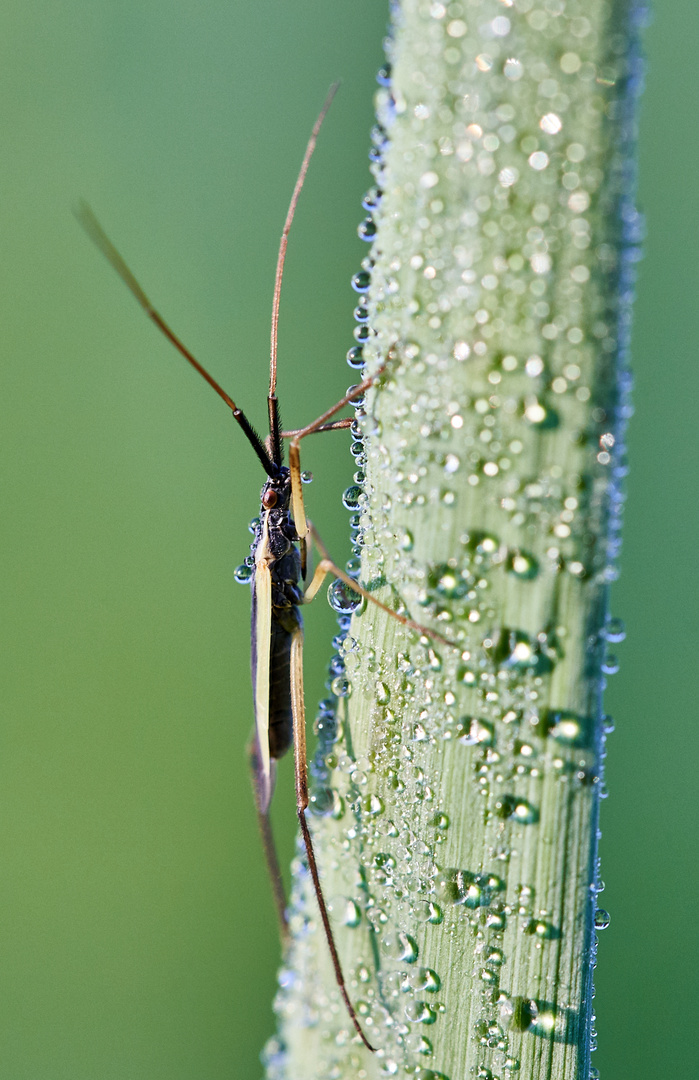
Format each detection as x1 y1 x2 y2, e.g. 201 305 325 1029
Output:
507 550 539 579
346 344 365 369
388 931 419 963
603 617 626 643
309 786 344 818
499 795 539 824
594 908 611 929
601 654 620 675
352 270 371 293
328 579 362 614
358 217 377 241
376 681 391 706
330 674 352 698
234 563 254 584
342 484 363 510
341 899 362 928
364 793 385 816
409 967 441 993
406 1001 437 1025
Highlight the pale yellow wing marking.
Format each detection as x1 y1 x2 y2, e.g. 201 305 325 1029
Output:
254 561 273 813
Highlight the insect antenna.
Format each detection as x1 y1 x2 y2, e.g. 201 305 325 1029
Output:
267 81 340 465
75 200 278 479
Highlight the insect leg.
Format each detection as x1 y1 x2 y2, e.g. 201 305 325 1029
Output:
288 626 376 1053
303 523 455 650
247 736 289 942
283 363 388 543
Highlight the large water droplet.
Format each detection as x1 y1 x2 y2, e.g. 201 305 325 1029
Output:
234 563 254 584
405 1001 437 1025
594 908 610 929
342 484 363 510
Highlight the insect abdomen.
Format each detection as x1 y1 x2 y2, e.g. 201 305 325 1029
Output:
268 617 296 760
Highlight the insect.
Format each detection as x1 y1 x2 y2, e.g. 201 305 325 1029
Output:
77 85 446 1052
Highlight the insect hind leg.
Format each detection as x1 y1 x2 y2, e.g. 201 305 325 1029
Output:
288 627 376 1052
303 522 455 650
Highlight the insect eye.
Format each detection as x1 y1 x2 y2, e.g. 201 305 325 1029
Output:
262 489 278 509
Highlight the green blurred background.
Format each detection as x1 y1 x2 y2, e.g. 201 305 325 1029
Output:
0 2 695 1077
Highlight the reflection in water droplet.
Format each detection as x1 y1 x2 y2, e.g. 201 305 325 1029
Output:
234 563 253 584
328 578 362 614
594 908 610 929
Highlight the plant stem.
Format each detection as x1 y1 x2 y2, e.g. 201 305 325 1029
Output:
266 1 642 1077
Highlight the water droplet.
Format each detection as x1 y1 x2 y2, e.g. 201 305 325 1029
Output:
387 930 419 963
309 786 344 818
406 1001 437 1025
601 654 620 675
376 681 391 706
354 303 370 323
301 470 313 484
342 484 363 510
427 563 469 600
405 1032 433 1055
440 868 505 908
548 711 584 744
376 63 391 87
330 674 352 697
234 563 253 584
358 217 377 241
458 717 495 747
342 899 362 928
499 795 539 824
507 549 539 579
603 617 626 643
409 967 441 993
248 516 260 535
430 812 449 830
327 579 361 615
594 908 610 929
364 794 385 816
346 344 365 369
362 187 382 212
352 270 371 293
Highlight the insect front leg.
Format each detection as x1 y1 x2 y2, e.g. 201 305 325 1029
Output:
282 363 388 546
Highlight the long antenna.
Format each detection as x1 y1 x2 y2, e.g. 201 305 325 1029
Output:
268 83 340 408
76 201 277 478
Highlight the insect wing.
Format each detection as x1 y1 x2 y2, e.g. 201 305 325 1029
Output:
251 559 273 813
